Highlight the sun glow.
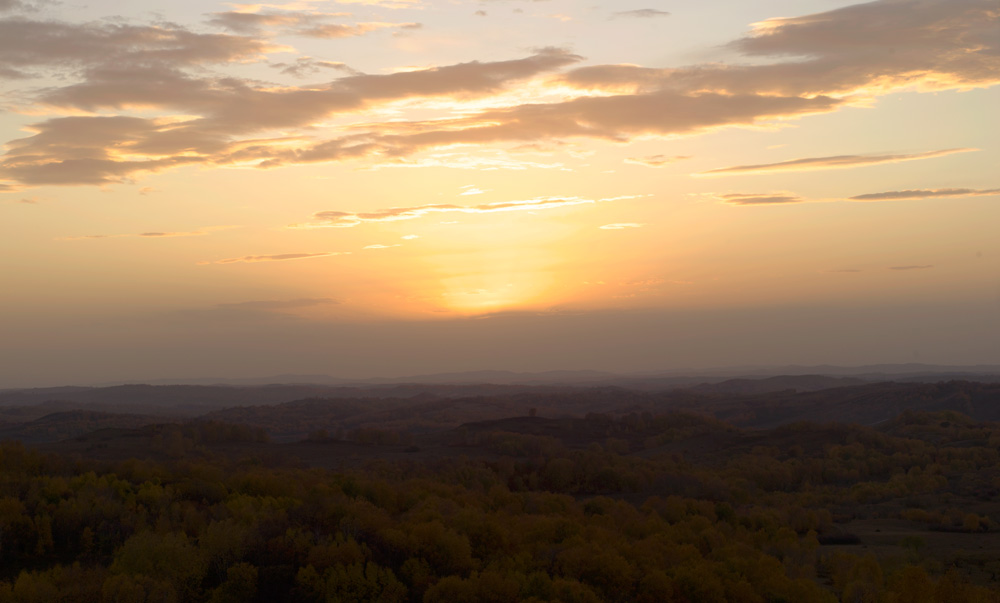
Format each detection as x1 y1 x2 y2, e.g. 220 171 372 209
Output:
439 271 551 315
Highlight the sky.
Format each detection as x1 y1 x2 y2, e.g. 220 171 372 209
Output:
1 0 998 386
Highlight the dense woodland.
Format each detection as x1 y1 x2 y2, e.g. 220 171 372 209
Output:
0 380 999 601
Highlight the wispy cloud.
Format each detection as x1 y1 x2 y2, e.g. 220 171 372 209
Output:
850 187 1000 201
138 231 201 238
698 148 975 176
714 192 805 206
200 252 350 264
217 297 339 310
371 154 567 171
206 11 310 34
889 265 933 271
208 9 415 40
293 195 640 228
712 184 999 206
297 21 421 38
612 9 670 19
62 231 204 241
625 154 690 168
321 0 420 7
599 223 644 230
270 57 357 78
364 243 402 249
59 226 236 240
459 185 489 196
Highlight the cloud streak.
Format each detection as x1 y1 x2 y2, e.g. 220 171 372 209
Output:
599 223 644 230
59 226 236 240
297 21 421 38
201 252 350 264
625 154 690 168
714 192 806 206
717 183 999 207
61 231 205 240
217 298 339 310
294 195 640 228
849 187 1000 202
698 148 976 176
612 9 670 19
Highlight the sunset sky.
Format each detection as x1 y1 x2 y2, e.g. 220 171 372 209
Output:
1 0 998 386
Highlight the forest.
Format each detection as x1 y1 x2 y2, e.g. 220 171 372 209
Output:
0 380 998 601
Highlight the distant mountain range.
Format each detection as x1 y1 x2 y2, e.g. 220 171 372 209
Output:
4 377 1000 445
1 364 998 440
77 363 1000 388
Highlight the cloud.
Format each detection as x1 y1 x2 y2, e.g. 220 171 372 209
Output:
0 115 211 186
889 265 934 271
202 252 350 264
270 58 357 77
294 194 639 228
372 153 567 171
698 148 975 176
206 11 306 33
2 0 997 187
1 48 583 186
567 0 1000 97
208 9 419 38
612 9 670 19
217 297 339 310
460 185 489 195
138 231 202 238
0 18 275 79
731 0 998 94
363 243 402 249
0 0 25 12
849 187 1000 202
401 234 420 240
714 192 806 205
264 91 841 169
599 223 643 230
59 225 236 240
625 154 690 168
710 184 999 206
297 21 420 38
39 46 581 117
320 0 420 7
